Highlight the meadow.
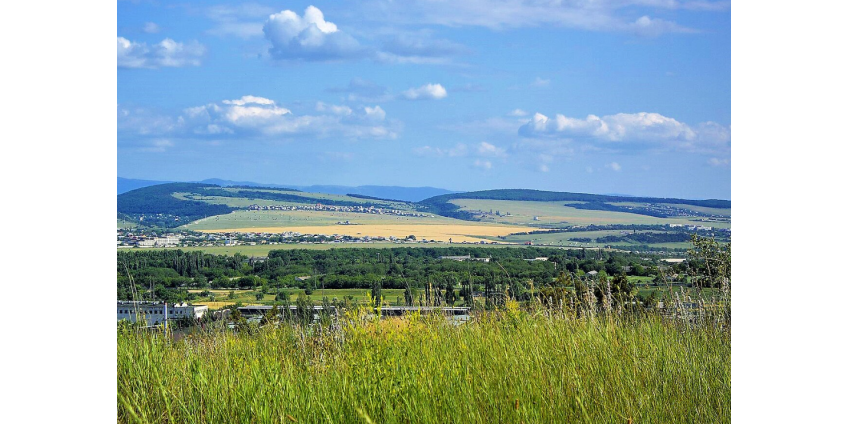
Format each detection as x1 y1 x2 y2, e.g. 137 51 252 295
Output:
450 199 732 229
117 311 730 423
183 210 538 243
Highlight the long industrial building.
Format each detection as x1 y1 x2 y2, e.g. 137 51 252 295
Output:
117 301 208 326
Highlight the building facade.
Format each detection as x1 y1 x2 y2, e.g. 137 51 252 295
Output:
117 301 208 326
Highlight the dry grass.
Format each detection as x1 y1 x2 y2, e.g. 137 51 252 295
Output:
197 223 536 243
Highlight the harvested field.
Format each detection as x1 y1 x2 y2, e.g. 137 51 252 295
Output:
197 223 537 243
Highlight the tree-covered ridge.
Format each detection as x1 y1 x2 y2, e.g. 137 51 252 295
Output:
117 183 236 228
197 187 365 206
420 189 730 208
417 189 730 221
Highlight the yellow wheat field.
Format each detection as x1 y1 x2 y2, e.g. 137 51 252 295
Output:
197 223 537 243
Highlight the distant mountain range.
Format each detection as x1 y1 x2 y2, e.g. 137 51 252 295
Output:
117 177 456 202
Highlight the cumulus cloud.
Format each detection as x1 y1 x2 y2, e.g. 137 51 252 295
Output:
120 96 399 141
518 111 729 153
607 162 622 171
402 83 448 100
364 106 386 121
263 6 365 61
708 157 730 167
182 95 397 139
117 37 205 69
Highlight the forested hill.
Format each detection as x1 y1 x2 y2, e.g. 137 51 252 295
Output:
417 189 730 220
117 183 235 228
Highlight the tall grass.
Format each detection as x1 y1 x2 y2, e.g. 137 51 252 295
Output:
118 308 729 423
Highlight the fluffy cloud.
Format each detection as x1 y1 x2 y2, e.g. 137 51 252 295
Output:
120 96 399 141
402 83 448 100
117 37 205 69
364 106 386 121
258 6 469 63
607 162 622 172
518 111 729 153
263 6 365 61
183 96 397 139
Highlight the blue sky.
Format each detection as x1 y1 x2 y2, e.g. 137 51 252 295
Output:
118 0 730 199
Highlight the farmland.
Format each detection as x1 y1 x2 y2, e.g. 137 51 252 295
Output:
450 199 731 228
182 209 539 243
119 184 729 252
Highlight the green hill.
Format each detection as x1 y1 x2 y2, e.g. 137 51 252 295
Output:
418 189 730 220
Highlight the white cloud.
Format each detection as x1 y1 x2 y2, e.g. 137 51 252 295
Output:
222 95 276 106
364 106 386 121
402 83 447 100
180 96 398 140
263 6 365 61
117 37 205 69
477 141 507 158
142 22 160 34
413 143 468 157
316 102 353 116
508 109 528 117
607 162 622 171
708 157 730 166
519 111 729 153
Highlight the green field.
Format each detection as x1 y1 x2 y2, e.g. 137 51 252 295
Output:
450 199 731 229
119 312 730 423
180 209 450 232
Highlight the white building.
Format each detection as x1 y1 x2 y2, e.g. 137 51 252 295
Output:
117 301 208 326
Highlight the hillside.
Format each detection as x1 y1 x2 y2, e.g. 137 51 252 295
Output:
418 189 730 220
117 183 236 228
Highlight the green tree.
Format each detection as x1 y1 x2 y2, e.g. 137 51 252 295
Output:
371 280 383 307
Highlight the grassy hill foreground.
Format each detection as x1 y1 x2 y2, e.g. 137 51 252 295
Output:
118 311 729 423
